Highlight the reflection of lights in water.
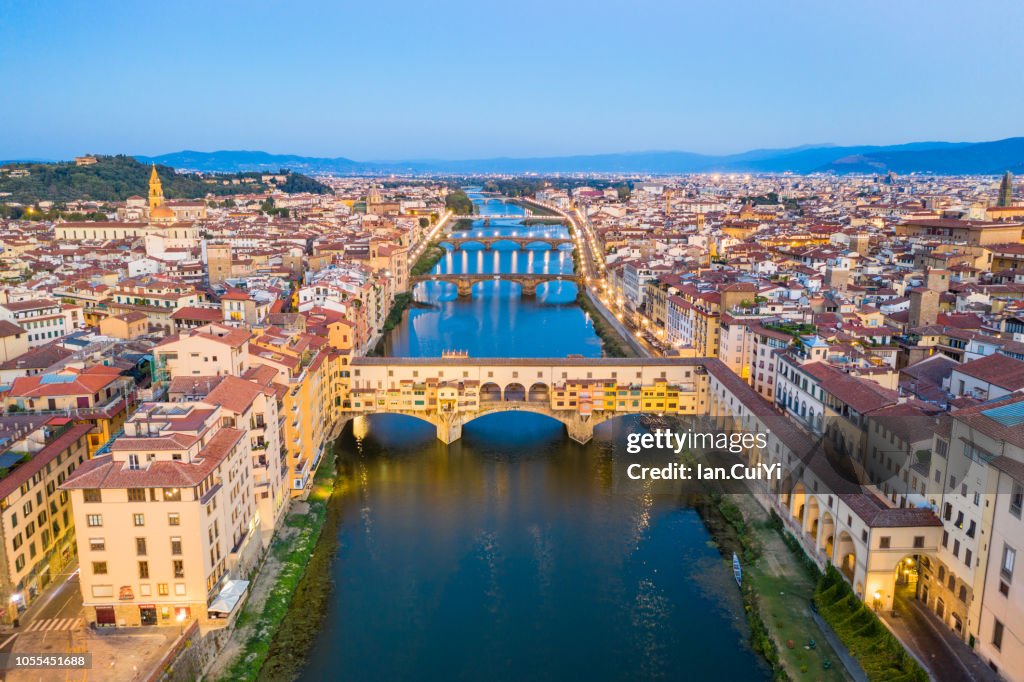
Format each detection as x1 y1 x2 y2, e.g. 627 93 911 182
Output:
353 415 369 441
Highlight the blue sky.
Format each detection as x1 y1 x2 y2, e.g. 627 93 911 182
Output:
1 0 1022 160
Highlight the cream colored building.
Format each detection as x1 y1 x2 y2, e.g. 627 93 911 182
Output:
0 299 80 349
924 395 1024 659
153 323 251 384
62 401 261 628
182 376 289 544
977 455 1024 680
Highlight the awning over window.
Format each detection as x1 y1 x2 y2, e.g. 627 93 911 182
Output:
208 580 249 617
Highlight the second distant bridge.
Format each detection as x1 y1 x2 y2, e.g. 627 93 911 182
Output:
440 235 574 251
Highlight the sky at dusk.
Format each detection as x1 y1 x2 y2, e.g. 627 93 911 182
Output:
2 0 1023 161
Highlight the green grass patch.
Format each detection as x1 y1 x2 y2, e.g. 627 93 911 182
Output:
411 243 445 277
576 290 634 358
218 450 340 682
381 293 412 334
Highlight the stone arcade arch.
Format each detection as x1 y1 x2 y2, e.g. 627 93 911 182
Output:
820 510 836 559
527 382 550 403
805 495 821 544
503 382 526 402
836 530 858 583
480 382 502 403
791 481 807 526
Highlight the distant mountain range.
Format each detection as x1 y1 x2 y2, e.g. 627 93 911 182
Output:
135 137 1024 176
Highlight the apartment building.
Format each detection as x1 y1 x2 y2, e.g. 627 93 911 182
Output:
186 376 288 543
977 453 1024 679
0 416 91 623
1 365 137 454
0 299 79 349
924 395 1024 655
153 323 252 384
62 401 260 628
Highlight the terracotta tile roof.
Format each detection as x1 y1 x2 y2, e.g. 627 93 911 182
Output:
0 423 92 500
62 426 243 490
952 353 1024 392
0 320 25 338
6 366 123 398
205 375 264 413
170 306 222 322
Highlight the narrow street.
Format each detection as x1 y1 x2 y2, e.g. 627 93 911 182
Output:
0 566 84 680
880 585 1000 682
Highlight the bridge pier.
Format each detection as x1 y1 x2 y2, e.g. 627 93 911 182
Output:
437 420 463 444
565 414 594 445
456 280 474 297
435 413 464 444
520 281 538 296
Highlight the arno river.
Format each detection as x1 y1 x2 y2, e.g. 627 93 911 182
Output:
298 193 767 680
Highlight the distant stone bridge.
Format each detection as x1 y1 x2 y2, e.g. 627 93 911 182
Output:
451 214 565 222
410 272 579 297
439 235 573 251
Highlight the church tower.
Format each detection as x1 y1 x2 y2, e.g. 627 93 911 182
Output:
149 164 165 212
998 171 1014 208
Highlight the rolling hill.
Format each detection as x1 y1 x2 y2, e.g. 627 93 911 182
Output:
132 138 1024 176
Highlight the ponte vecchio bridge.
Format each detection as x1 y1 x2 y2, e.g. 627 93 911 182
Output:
439 235 574 251
346 356 706 444
410 273 578 297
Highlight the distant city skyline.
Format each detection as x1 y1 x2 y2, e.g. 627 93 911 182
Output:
2 0 1023 160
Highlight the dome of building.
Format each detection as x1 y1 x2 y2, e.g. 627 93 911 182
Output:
151 205 175 221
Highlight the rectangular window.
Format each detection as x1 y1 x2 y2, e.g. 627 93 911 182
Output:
133 514 145 527
879 536 891 549
127 488 146 502
168 513 180 526
170 537 182 556
162 488 181 502
89 538 105 552
86 514 102 527
993 619 1004 650
83 489 102 503
138 561 149 579
1002 545 1016 582
157 583 169 596
92 561 107 575
1012 483 1024 518
136 537 147 556
173 560 184 579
